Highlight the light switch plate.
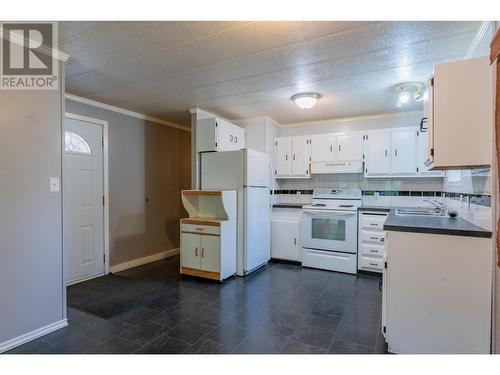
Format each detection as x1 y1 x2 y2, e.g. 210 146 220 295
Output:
50 177 60 192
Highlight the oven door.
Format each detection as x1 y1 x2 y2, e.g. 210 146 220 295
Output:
302 209 357 253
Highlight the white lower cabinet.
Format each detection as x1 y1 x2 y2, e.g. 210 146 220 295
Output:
271 208 301 261
358 211 388 273
180 230 221 273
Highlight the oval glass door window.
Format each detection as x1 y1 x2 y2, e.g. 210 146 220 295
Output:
65 131 92 154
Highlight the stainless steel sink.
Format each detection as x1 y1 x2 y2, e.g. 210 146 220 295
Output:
395 208 446 217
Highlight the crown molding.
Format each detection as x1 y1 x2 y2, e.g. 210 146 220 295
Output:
279 111 423 128
66 94 190 132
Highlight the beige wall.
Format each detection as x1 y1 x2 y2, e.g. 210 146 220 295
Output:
0 63 65 346
65 100 191 267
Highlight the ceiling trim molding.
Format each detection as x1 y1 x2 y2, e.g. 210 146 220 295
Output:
465 21 493 59
280 111 423 128
231 116 281 127
66 94 190 132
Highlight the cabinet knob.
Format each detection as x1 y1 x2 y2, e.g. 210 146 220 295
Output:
195 247 198 256
201 248 205 257
230 135 233 142
234 136 238 143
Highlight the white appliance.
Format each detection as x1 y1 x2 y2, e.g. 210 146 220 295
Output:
201 149 271 276
302 188 361 274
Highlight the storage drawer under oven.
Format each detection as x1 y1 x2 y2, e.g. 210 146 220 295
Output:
358 255 384 272
360 230 385 245
359 242 385 257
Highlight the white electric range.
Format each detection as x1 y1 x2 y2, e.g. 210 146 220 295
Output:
302 188 361 274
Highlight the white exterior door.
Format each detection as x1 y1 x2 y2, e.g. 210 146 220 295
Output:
310 134 335 162
275 137 291 176
64 117 104 284
391 129 417 174
366 130 391 175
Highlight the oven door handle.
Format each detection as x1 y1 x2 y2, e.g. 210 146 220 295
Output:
302 210 356 218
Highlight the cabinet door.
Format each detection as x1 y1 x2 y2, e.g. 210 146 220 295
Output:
310 134 336 162
416 128 444 176
181 233 200 269
271 219 300 261
217 120 243 151
275 137 291 176
200 235 221 273
337 133 363 161
232 125 246 149
291 136 310 176
365 130 391 175
391 129 417 174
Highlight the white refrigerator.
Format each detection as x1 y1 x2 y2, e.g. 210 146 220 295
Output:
201 149 271 276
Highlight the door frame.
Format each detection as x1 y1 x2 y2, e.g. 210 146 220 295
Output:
63 112 110 285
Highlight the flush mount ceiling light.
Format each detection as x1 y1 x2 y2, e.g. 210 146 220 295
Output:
394 82 424 108
291 92 321 109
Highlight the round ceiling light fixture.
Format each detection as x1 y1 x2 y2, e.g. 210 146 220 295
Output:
291 92 321 109
394 82 424 108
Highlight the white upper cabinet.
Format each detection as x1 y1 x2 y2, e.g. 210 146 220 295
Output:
196 117 246 152
310 134 336 162
365 130 392 176
275 137 292 177
275 136 310 178
336 132 363 161
428 57 493 169
290 136 310 177
391 129 417 175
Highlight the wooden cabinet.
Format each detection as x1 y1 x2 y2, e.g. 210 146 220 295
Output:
427 57 493 169
196 117 246 152
180 190 237 281
358 211 388 274
271 208 301 262
274 136 310 178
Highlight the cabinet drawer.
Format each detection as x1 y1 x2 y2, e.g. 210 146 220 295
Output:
359 242 385 257
358 255 384 272
181 223 220 235
360 214 387 230
360 230 386 245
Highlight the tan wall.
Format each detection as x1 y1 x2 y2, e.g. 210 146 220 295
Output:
65 100 191 267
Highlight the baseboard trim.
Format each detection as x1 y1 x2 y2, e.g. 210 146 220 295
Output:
110 248 180 273
0 319 68 353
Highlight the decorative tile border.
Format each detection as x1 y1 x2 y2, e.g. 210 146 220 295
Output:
270 189 491 207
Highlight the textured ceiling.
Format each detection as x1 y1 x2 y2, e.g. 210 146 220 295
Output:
61 21 481 128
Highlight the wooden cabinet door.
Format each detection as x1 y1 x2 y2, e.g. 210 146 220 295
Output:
181 233 200 269
365 130 391 175
310 134 336 162
337 132 363 161
200 235 221 273
271 219 300 261
291 136 310 177
275 137 292 176
391 129 417 174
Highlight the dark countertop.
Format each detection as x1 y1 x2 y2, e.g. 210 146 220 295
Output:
358 205 392 213
272 203 305 209
384 209 492 238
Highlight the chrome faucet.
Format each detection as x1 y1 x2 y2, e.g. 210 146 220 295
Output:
423 199 447 214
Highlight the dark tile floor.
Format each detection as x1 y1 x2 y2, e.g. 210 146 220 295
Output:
6 256 386 354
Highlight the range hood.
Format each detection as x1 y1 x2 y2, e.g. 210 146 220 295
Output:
311 161 363 174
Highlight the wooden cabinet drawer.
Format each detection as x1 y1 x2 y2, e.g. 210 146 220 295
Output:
359 242 385 257
181 223 220 235
358 255 384 272
360 213 387 230
360 230 386 245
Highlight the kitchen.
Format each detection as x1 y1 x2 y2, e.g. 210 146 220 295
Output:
1 14 500 364
184 54 495 354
